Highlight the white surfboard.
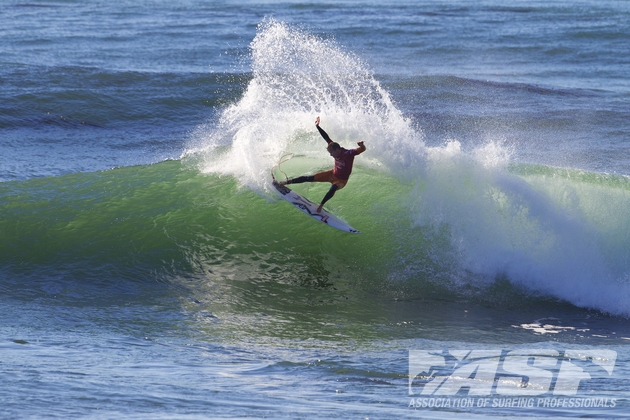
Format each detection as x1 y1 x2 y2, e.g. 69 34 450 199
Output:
272 181 360 234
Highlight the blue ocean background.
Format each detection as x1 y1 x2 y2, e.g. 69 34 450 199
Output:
1 1 630 418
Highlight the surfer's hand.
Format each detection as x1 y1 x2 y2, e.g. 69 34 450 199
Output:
357 141 364 147
315 116 320 126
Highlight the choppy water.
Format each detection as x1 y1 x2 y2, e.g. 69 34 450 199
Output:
2 1 630 418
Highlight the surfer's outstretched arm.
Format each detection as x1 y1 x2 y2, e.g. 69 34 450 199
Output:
315 116 333 145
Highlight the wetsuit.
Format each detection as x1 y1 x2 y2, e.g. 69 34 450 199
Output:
286 124 365 208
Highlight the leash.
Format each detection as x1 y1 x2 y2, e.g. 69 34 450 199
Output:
271 153 294 182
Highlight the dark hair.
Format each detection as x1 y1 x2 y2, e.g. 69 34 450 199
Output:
327 142 340 152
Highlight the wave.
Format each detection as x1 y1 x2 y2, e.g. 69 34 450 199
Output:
2 19 630 316
182 18 630 316
1 157 630 315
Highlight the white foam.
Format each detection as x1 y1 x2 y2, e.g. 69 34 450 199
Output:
186 18 422 192
415 140 630 315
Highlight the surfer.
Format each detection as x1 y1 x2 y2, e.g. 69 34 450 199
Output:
280 116 366 213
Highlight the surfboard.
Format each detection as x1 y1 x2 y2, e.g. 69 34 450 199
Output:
272 181 360 234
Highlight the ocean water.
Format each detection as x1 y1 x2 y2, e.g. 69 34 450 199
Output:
2 0 630 418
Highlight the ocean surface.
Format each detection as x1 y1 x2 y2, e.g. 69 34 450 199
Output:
2 0 630 418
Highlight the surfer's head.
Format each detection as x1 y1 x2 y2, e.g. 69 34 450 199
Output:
327 142 342 158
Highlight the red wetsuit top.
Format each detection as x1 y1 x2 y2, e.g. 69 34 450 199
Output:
333 148 360 180
317 124 364 180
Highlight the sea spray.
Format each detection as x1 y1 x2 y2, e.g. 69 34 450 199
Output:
187 18 423 191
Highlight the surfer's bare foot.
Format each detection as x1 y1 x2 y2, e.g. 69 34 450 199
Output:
279 180 288 186
316 204 323 213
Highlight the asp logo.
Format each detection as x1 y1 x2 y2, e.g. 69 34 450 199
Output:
409 349 616 396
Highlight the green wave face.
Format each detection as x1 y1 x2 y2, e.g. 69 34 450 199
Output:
0 160 445 343
3 158 630 317
0 160 420 292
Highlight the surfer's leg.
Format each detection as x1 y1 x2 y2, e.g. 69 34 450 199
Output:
316 184 339 213
313 170 334 183
284 170 332 186
285 175 314 185
320 184 339 207
317 177 347 212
